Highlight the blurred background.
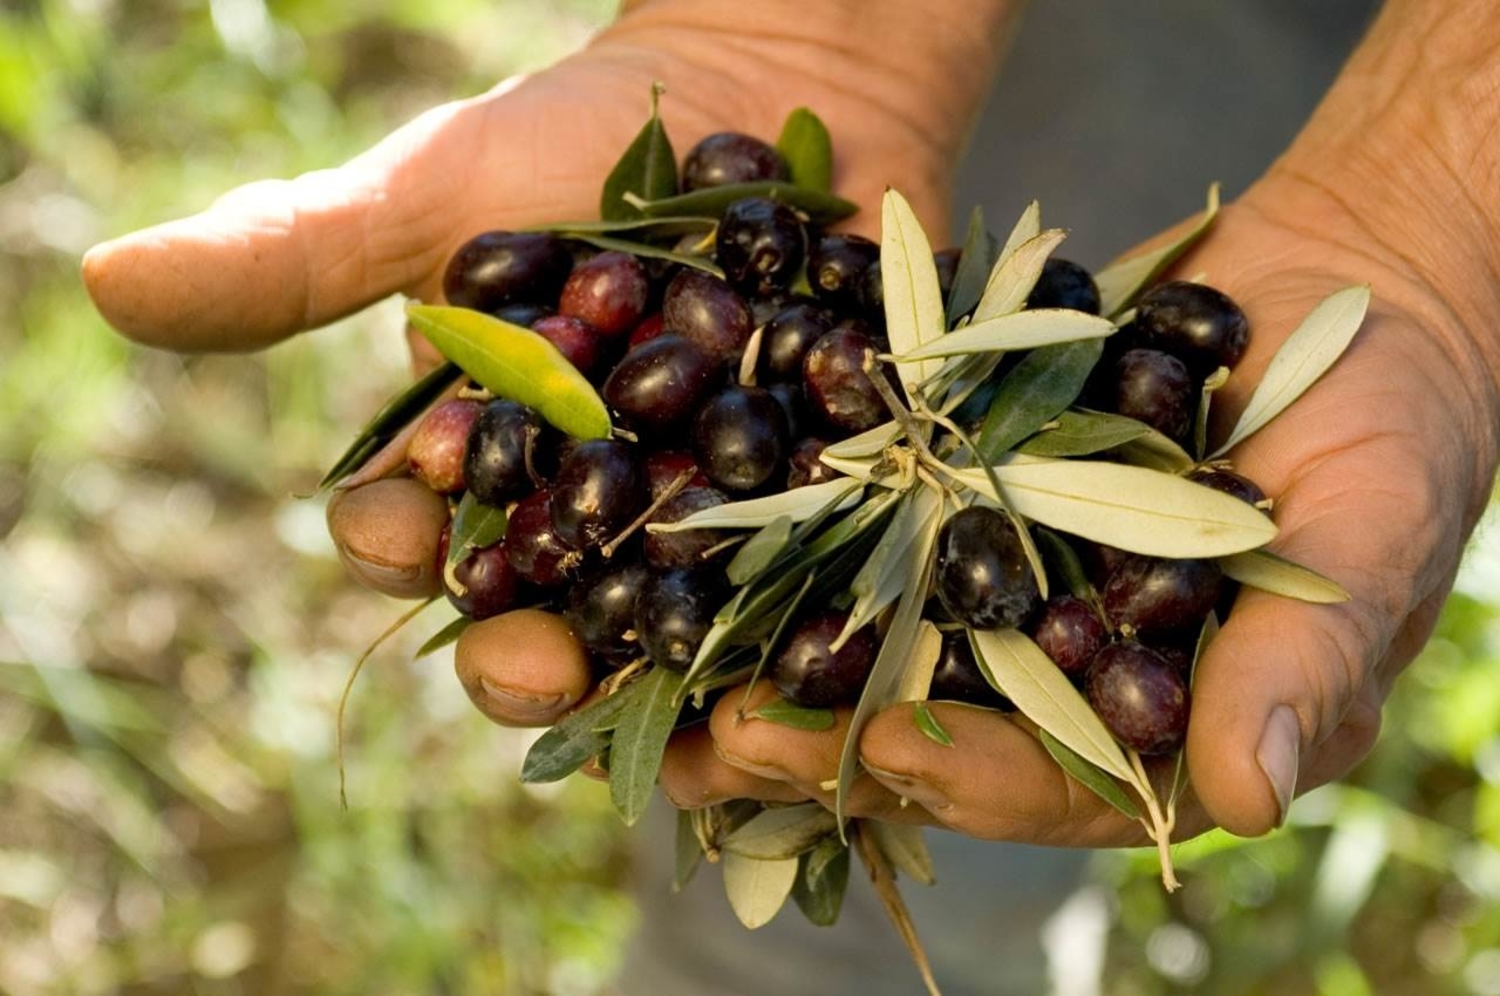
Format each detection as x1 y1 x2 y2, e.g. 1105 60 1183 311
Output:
2 1 1499 994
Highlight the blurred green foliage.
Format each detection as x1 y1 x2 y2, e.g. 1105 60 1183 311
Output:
3 0 1500 993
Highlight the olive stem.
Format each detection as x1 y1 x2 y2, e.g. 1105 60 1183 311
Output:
861 349 946 476
1128 749 1181 892
600 469 695 559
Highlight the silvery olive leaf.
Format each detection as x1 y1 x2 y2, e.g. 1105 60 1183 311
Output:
1194 366 1231 460
1095 183 1221 317
894 621 944 704
946 206 998 326
971 228 1068 323
648 478 863 532
867 820 935 886
609 666 687 826
1219 549 1350 603
792 837 850 927
880 189 948 400
1113 429 1196 474
997 200 1042 263
836 488 944 651
969 628 1138 786
1038 729 1141 819
722 852 800 929
951 458 1277 558
1211 285 1371 457
894 309 1114 362
817 451 882 482
722 803 840 860
822 420 902 460
836 508 942 825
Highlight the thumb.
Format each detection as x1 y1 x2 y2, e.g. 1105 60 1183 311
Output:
81 98 481 352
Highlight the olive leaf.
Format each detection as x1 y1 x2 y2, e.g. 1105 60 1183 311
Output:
626 182 858 225
1211 284 1371 457
520 686 639 783
945 206 997 326
648 477 863 533
1219 549 1350 603
971 228 1068 324
407 305 612 440
1095 183 1221 317
776 107 833 193
880 188 948 400
1034 527 1101 609
1037 729 1142 819
1016 410 1159 458
792 837 850 926
413 615 470 659
912 702 954 747
722 803 839 860
836 487 944 651
445 491 508 570
752 698 836 731
674 809 703 892
722 852 800 929
975 339 1106 464
894 621 944 704
1112 429 1196 474
608 666 687 826
726 515 795 586
867 820 935 886
530 215 714 237
997 200 1042 263
318 361 461 489
600 81 677 221
969 628 1138 786
821 420 901 460
894 309 1114 362
835 506 942 826
1194 366 1230 460
560 232 723 277
951 458 1277 558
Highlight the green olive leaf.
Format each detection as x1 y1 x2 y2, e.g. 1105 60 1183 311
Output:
528 215 713 237
626 182 858 225
722 852 800 929
881 188 948 401
445 491 508 570
1016 410 1158 458
1095 183 1221 317
600 82 677 221
1037 729 1142 819
976 339 1106 464
608 666 687 826
952 458 1277 558
912 702 954 748
945 206 998 327
722 803 839 860
776 107 833 193
792 837 850 926
413 615 470 660
751 698 836 732
520 687 638 784
559 232 723 276
836 504 942 828
648 478 863 533
1034 527 1102 609
674 809 703 892
318 361 461 490
838 488 944 651
1219 549 1350 603
972 228 1069 324
895 308 1114 362
1211 285 1371 457
969 628 1138 785
727 515 796 586
406 304 612 440
866 820 935 886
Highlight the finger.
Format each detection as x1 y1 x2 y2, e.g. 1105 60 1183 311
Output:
452 608 592 727
708 684 925 824
82 98 484 352
860 702 1157 845
325 478 448 598
658 724 808 809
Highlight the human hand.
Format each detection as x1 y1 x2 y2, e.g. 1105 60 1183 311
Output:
82 0 1020 726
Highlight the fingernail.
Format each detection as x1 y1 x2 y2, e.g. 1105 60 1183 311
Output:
713 745 788 782
1257 706 1301 827
863 764 950 811
478 678 566 724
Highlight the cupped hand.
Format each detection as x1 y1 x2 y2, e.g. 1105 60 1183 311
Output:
672 171 1500 843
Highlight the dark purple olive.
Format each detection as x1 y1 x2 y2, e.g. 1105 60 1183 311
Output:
934 506 1041 630
1102 554 1222 638
1111 348 1195 442
558 250 651 337
662 270 754 364
690 386 790 493
443 231 572 312
635 568 729 671
603 334 719 437
1029 594 1107 679
1026 258 1101 315
716 197 806 296
644 486 731 569
1085 642 1189 755
464 400 552 506
929 633 1009 709
681 132 789 191
807 234 879 311
771 613 879 708
549 439 647 551
564 561 649 664
1136 280 1250 375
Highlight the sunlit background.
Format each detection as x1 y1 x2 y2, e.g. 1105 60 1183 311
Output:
2 1 1500 994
